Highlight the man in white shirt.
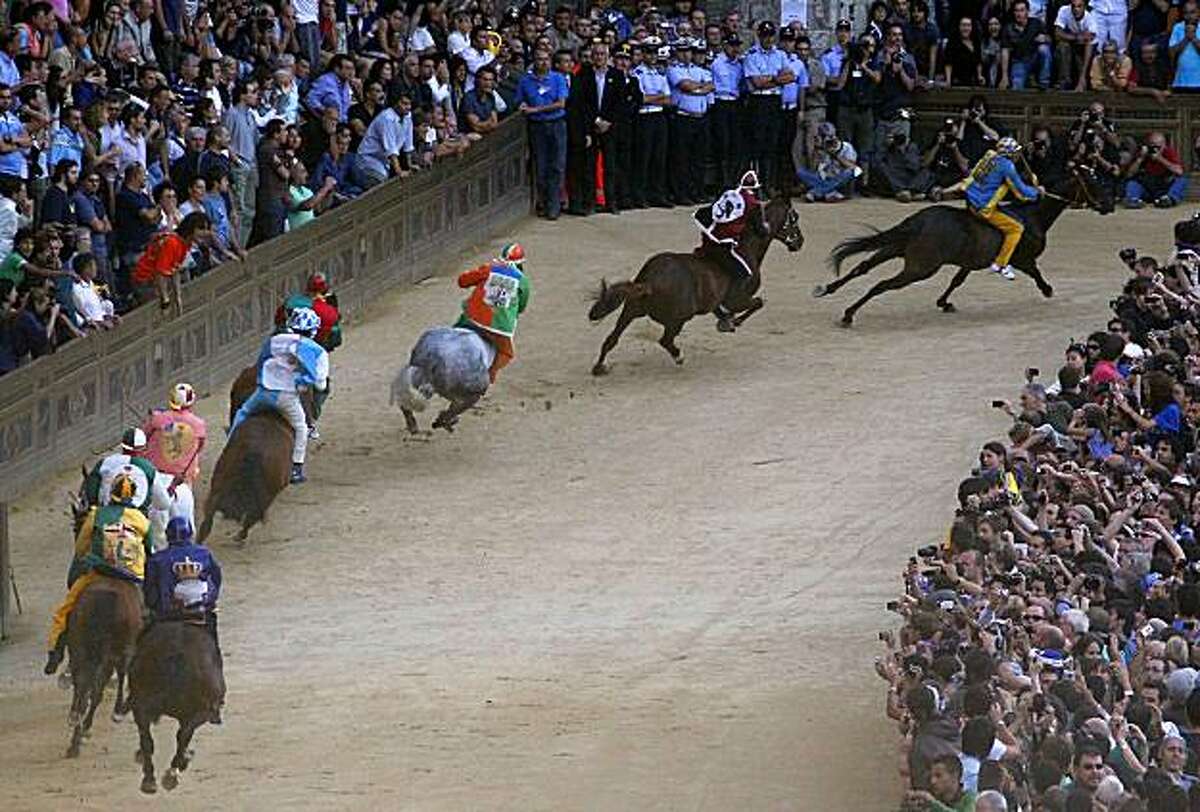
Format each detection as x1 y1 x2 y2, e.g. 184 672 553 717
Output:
461 27 496 91
71 253 117 328
355 93 415 187
447 11 472 56
0 175 29 257
1055 0 1098 91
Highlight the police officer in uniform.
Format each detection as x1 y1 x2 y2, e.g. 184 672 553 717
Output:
709 32 743 190
743 21 794 195
667 38 714 205
777 27 809 193
612 42 643 211
632 42 673 208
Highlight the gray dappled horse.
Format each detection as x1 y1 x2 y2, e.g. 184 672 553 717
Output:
391 326 494 433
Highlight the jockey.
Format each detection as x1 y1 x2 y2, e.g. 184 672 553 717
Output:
963 136 1043 282
274 274 341 439
141 382 206 537
230 307 329 484
83 427 172 550
45 473 152 674
143 517 222 647
454 242 532 383
694 170 765 333
274 272 343 353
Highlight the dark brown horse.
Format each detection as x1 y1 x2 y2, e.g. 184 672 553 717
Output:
814 168 1115 326
130 620 225 793
64 575 143 758
197 365 311 541
587 196 804 375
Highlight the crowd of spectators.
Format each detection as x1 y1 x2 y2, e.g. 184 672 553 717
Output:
876 216 1200 811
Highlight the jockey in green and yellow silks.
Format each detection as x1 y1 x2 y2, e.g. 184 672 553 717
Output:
963 137 1042 282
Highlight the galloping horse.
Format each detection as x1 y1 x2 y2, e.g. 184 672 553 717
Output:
130 620 225 793
587 196 804 375
391 326 493 433
197 366 312 541
814 167 1115 325
63 575 143 757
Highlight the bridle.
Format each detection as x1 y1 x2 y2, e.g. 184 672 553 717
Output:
767 200 803 249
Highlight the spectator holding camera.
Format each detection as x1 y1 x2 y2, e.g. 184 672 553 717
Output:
999 0 1053 90
1123 132 1187 209
1055 0 1099 91
835 35 879 185
923 118 969 201
870 24 917 159
957 95 1004 165
1170 1 1200 91
797 121 861 202
1026 126 1069 189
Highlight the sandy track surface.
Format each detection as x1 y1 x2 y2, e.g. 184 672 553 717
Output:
0 199 1180 811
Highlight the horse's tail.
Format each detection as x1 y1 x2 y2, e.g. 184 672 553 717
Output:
828 220 919 277
391 364 432 413
588 278 650 322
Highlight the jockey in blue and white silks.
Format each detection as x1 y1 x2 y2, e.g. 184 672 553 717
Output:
229 307 329 484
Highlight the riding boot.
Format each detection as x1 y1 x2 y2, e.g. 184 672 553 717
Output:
290 463 306 484
44 637 66 675
713 304 736 333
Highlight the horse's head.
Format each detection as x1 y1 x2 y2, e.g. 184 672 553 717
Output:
1061 161 1115 215
764 196 804 253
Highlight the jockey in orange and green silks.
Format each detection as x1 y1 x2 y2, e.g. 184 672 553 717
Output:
454 242 532 383
963 137 1042 282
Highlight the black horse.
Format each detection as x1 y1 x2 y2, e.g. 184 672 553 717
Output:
814 168 1115 326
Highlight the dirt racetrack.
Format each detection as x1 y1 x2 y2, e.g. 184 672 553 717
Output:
0 199 1181 810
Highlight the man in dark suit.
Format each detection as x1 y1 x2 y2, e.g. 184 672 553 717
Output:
567 38 634 215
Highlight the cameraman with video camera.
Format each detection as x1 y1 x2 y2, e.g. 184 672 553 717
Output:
871 129 931 201
1122 131 1187 209
923 117 968 201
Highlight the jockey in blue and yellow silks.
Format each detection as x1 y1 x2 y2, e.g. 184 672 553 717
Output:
963 137 1042 281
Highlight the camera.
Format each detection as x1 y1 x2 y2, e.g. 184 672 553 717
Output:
1087 110 1101 124
1084 575 1102 591
890 132 907 148
917 544 940 559
891 51 903 65
1149 144 1162 155
886 600 900 612
1119 246 1138 266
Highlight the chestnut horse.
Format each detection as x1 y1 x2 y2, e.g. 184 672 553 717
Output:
64 575 143 758
197 366 311 541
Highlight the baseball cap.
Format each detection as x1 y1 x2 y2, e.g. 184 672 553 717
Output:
836 18 852 30
780 27 796 41
757 20 777 36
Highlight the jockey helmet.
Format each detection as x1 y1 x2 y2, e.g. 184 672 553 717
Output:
306 272 329 295
287 306 321 337
166 516 195 544
168 382 196 410
110 471 137 504
997 137 1021 156
738 170 761 193
499 242 525 266
121 427 148 452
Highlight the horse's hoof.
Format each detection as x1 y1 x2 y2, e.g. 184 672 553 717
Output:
939 303 956 313
162 768 180 791
839 315 854 328
812 284 828 298
591 363 609 377
65 743 80 759
1041 286 1054 299
112 710 127 724
141 777 158 795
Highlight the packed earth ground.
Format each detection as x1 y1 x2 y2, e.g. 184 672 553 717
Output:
0 199 1182 810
